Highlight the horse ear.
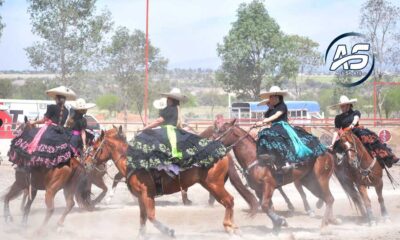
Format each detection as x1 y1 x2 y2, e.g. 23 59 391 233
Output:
118 125 123 135
24 116 28 123
112 125 117 129
230 118 237 126
100 130 105 139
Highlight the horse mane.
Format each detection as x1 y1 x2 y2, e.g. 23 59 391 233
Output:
233 125 256 145
341 130 370 158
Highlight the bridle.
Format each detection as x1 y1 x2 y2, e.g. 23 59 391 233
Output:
339 131 376 181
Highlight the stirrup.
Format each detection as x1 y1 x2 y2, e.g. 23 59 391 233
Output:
281 163 295 172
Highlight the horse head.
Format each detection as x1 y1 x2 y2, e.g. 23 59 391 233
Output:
84 126 127 170
337 129 361 169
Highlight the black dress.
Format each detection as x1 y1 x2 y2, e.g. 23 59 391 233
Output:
8 104 73 168
127 105 227 173
334 109 399 167
257 101 326 164
68 112 88 155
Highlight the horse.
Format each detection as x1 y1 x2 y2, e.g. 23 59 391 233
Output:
333 128 388 225
214 119 339 233
3 121 91 234
84 126 259 238
200 124 322 215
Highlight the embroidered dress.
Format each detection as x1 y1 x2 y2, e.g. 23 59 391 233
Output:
8 104 73 168
127 105 227 172
67 111 89 156
256 101 326 164
334 109 399 168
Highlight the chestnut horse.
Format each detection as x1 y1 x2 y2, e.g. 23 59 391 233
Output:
3 121 91 233
215 120 339 233
84 127 258 238
333 129 388 225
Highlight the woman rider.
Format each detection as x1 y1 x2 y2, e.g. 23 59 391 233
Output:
330 95 399 167
255 86 326 171
129 88 227 174
8 86 76 168
67 98 96 158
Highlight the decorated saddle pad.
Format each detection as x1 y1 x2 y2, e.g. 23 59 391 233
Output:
127 126 227 173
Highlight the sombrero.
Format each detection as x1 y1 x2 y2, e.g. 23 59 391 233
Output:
70 98 96 110
257 99 270 106
259 86 289 99
330 95 357 108
0 105 8 111
46 86 77 101
153 98 167 110
160 88 188 102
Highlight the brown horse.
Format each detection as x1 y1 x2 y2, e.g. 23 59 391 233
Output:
215 120 339 233
3 121 91 233
333 129 388 225
84 126 258 238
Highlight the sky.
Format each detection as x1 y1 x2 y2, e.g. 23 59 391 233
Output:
0 0 368 70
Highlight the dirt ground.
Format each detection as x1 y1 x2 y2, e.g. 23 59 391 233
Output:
1 163 400 240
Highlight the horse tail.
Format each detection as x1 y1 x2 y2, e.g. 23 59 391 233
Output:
334 160 366 216
70 159 92 211
227 154 259 217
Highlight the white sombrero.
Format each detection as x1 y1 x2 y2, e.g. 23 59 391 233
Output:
257 99 270 106
46 86 77 101
330 95 358 108
70 98 96 110
0 105 8 111
259 86 289 99
160 88 188 102
153 98 167 110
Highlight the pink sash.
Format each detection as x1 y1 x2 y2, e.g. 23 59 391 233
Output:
27 120 56 154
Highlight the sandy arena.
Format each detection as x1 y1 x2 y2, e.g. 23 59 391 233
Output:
1 162 400 240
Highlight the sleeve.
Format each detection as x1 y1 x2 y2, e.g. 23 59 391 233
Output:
275 103 287 114
334 115 340 129
81 117 87 129
44 105 56 119
353 110 361 118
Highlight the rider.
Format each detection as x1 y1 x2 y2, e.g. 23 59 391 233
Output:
255 86 326 171
8 86 76 167
131 88 227 172
329 95 399 167
67 98 96 158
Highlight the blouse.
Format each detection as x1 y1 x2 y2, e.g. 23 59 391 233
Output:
44 104 69 126
264 101 288 123
334 109 361 129
159 105 178 126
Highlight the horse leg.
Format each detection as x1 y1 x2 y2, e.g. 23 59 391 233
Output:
105 172 124 204
181 188 192 206
358 184 374 225
201 181 237 234
261 183 288 235
20 189 28 212
294 181 314 216
278 186 295 213
91 177 108 206
21 189 37 226
4 181 25 223
56 188 75 231
145 196 175 237
375 179 389 221
36 189 57 234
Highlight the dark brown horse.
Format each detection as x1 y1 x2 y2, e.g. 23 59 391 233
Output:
3 121 91 233
215 120 339 233
84 127 258 238
334 129 388 225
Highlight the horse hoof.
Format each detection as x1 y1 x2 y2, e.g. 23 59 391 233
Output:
329 218 342 225
316 199 324 209
183 200 192 206
307 210 316 218
167 229 175 238
56 225 64 233
368 220 376 226
383 216 391 223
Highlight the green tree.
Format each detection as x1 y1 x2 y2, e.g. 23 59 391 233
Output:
13 79 56 99
0 79 12 98
0 0 4 39
217 0 320 99
106 26 167 128
96 94 120 117
25 0 112 86
382 88 400 118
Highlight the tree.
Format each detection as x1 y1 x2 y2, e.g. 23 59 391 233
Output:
216 0 321 99
13 79 57 100
0 0 4 39
25 0 112 86
106 27 167 129
360 0 400 117
382 88 400 118
96 94 120 117
0 79 12 98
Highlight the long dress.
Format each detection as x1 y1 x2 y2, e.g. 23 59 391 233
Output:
334 108 399 168
256 101 326 165
127 105 227 173
8 104 73 168
68 112 89 156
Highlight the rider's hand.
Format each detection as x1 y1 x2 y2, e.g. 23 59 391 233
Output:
254 121 264 127
328 144 334 151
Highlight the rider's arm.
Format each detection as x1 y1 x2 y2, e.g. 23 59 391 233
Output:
256 111 283 126
331 130 339 146
350 115 360 128
142 117 165 130
31 118 46 125
81 130 87 150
